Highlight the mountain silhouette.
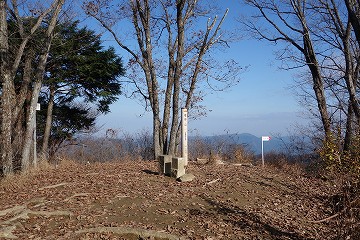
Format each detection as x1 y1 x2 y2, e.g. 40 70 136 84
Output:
190 133 288 154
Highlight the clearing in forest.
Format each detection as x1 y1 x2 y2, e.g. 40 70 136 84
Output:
0 160 336 239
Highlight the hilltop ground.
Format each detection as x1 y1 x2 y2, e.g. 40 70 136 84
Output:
0 160 340 239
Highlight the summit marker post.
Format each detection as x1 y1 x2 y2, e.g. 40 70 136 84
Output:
181 108 188 166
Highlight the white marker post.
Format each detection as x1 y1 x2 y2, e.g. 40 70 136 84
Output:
181 108 188 166
34 103 41 167
261 136 271 167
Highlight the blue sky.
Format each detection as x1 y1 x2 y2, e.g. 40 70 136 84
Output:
94 1 310 138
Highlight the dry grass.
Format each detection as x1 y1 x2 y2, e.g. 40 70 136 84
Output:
56 156 81 167
227 146 254 164
261 152 306 176
1 147 358 239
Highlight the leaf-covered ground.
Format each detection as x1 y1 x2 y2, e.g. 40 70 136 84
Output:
0 160 338 239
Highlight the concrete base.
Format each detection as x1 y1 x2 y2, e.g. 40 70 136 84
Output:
158 155 172 176
171 169 186 179
177 173 195 182
171 157 185 178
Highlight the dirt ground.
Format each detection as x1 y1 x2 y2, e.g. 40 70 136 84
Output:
0 160 338 239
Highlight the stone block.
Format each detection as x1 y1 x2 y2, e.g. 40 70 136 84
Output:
158 155 172 175
171 157 185 178
171 168 186 179
172 157 185 170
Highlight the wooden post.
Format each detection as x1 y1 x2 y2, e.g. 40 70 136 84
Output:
181 108 188 166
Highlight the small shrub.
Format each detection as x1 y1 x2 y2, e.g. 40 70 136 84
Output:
189 133 254 164
263 151 306 176
224 144 254 164
189 136 212 161
57 128 154 162
318 132 360 239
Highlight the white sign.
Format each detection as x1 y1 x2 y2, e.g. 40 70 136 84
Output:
262 136 271 141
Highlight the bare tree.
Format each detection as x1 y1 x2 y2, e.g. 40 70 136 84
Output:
84 0 242 159
243 0 360 153
0 0 13 175
0 0 65 175
20 0 64 170
313 0 360 150
243 0 331 139
345 0 360 46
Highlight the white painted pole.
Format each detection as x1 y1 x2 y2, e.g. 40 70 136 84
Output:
181 108 188 166
261 136 270 167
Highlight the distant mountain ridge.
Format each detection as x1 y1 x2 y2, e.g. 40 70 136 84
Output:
190 133 289 154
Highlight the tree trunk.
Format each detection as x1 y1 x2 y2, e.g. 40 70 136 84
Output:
153 113 162 160
0 77 14 176
174 122 181 156
21 0 64 169
302 24 331 138
311 73 331 138
344 103 353 152
162 50 175 155
132 0 162 159
21 80 42 170
345 0 360 46
11 52 33 168
14 52 33 122
168 0 185 156
0 0 14 175
41 85 55 157
341 17 360 126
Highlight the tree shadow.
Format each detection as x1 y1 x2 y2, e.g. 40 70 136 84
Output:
195 194 311 240
242 173 307 199
142 169 159 175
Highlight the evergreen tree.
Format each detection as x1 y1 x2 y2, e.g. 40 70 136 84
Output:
39 20 125 157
